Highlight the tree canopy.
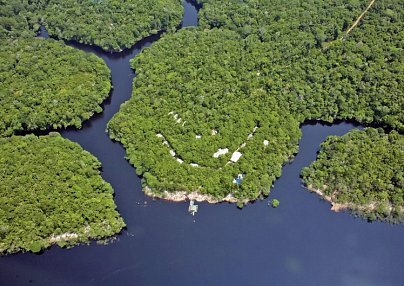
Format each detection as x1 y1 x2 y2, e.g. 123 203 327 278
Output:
41 0 184 51
301 128 404 222
0 37 111 137
0 0 41 39
197 0 404 130
0 133 125 255
1 0 183 51
197 0 366 47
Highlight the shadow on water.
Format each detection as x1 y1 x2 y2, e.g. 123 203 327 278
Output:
2 1 404 286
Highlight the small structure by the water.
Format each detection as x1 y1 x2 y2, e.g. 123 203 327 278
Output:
188 200 199 216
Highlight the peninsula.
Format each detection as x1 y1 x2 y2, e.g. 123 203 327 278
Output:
302 128 403 223
0 134 125 255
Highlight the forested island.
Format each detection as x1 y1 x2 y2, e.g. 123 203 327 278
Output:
109 0 403 213
301 128 403 223
0 134 125 255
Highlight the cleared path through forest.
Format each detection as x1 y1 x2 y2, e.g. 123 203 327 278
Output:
342 0 376 39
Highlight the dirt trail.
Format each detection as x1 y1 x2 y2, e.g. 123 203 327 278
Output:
342 0 376 39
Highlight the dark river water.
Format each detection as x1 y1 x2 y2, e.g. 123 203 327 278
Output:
1 2 403 285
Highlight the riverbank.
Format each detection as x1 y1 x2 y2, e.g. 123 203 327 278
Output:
306 184 404 222
143 186 243 204
306 184 350 212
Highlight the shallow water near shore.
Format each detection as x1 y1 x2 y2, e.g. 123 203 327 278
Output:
1 2 403 285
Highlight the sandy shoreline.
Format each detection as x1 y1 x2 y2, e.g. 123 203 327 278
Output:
143 187 245 204
306 184 348 212
306 184 404 215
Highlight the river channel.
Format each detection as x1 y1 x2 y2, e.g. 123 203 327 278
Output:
1 1 403 285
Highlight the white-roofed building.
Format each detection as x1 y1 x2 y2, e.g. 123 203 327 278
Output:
230 151 242 163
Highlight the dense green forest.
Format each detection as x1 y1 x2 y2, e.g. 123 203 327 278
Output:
295 0 404 130
0 133 125 255
0 0 41 38
0 37 111 137
1 0 183 51
1 0 114 136
41 0 184 51
109 0 403 203
301 128 404 222
197 0 366 46
197 0 404 130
